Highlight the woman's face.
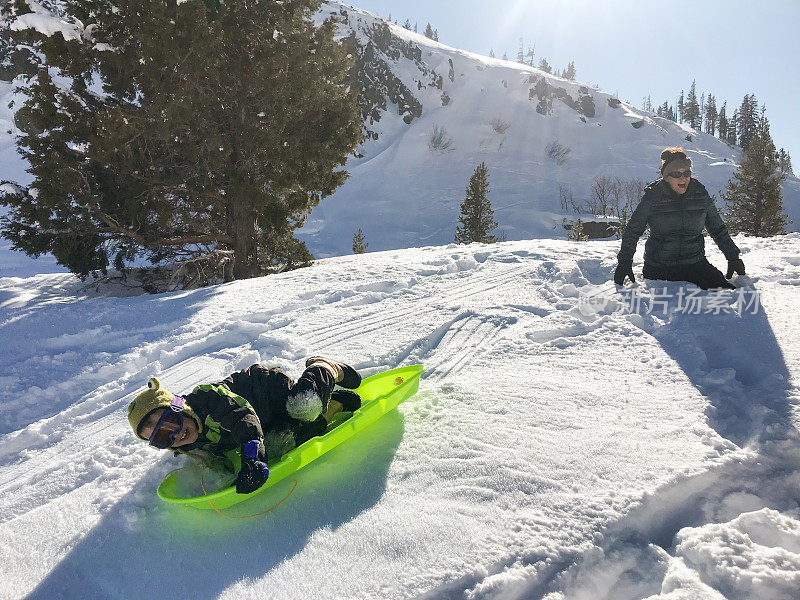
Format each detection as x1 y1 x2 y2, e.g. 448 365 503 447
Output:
665 170 691 195
140 408 199 448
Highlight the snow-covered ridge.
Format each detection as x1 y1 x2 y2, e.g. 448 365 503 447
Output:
299 1 800 257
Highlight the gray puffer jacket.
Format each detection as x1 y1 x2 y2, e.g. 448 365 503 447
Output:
618 178 739 268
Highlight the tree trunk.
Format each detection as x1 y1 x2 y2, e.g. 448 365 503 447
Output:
227 197 259 280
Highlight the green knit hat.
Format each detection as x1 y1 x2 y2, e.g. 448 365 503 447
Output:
660 147 692 175
127 377 202 440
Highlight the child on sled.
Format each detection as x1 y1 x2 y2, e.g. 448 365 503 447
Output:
127 357 362 494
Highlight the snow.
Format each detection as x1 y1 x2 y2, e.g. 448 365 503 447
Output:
1 3 800 596
1 234 799 600
9 1 83 42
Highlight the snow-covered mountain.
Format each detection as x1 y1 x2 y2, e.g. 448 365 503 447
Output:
299 1 800 257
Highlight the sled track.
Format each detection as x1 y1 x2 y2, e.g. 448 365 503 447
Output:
421 314 513 382
304 262 533 350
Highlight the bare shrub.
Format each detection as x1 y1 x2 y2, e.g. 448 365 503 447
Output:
428 124 455 153
563 176 644 239
490 118 510 134
559 184 581 213
546 140 571 165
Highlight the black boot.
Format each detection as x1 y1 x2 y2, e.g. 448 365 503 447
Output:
305 357 361 389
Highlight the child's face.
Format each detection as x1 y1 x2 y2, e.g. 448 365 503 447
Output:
140 409 199 448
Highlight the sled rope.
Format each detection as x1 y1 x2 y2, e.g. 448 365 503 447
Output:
160 465 297 519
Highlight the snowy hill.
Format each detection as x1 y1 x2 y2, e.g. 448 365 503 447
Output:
298 1 800 257
1 234 799 599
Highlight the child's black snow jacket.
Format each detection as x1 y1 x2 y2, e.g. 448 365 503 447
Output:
618 178 740 268
176 364 333 459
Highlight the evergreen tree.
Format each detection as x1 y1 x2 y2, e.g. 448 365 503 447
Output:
455 163 498 244
704 94 717 136
433 28 439 41
718 102 728 141
642 95 652 112
776 148 794 176
352 228 368 253
538 58 552 74
424 23 435 39
403 19 411 30
678 91 685 123
502 51 508 60
727 109 739 146
722 116 787 236
489 48 495 58
737 94 759 150
1 0 361 281
685 80 701 130
516 38 525 64
563 60 576 80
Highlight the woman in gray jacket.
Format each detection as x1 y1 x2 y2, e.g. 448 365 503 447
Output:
614 147 746 290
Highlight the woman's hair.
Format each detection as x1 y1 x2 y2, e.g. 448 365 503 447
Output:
660 147 692 174
661 147 687 162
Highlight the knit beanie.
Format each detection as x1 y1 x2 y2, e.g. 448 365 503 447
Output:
660 147 692 175
127 377 202 440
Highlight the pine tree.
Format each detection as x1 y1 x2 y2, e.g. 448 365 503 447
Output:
685 80 701 130
776 148 794 176
403 19 411 30
704 94 717 136
424 23 435 39
516 38 525 64
502 51 508 61
727 109 739 146
678 91 685 123
718 102 728 142
352 228 368 253
433 29 439 41
1 0 361 281
489 48 495 58
737 94 759 150
455 163 498 244
538 58 552 74
722 116 787 236
563 60 576 80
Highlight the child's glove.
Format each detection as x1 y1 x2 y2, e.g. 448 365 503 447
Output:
235 440 269 494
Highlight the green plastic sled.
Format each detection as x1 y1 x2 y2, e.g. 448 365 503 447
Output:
157 364 424 510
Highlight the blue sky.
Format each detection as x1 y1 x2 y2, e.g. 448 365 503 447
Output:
349 0 800 169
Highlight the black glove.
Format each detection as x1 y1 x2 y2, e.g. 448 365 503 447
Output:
235 440 269 494
614 261 635 285
331 389 362 412
725 257 745 279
